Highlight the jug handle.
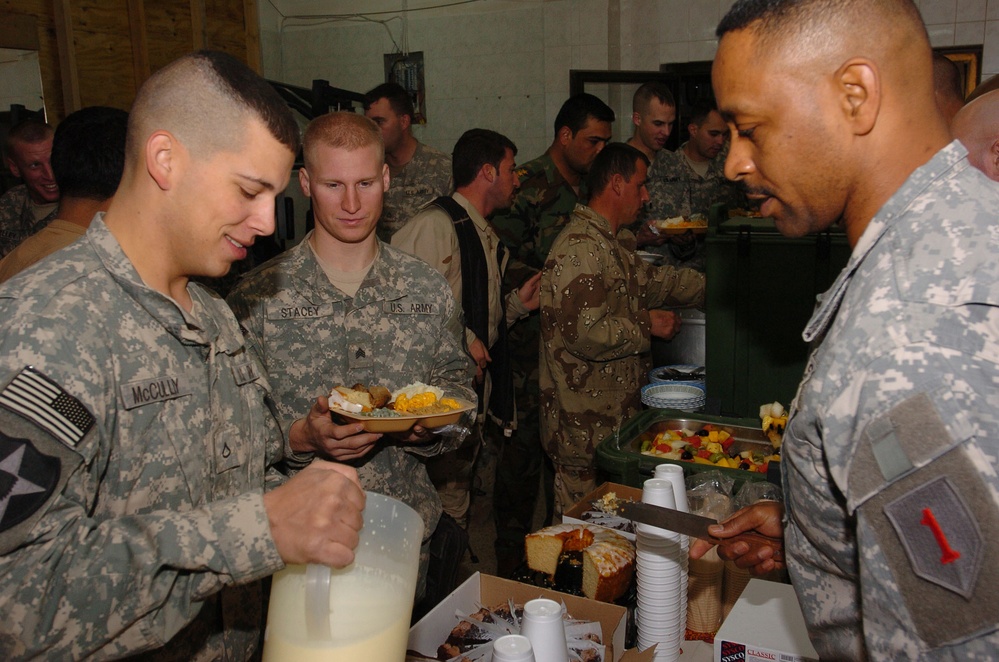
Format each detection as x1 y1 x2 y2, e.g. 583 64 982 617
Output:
305 563 332 640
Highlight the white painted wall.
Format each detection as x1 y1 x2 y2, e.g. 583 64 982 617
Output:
260 0 999 158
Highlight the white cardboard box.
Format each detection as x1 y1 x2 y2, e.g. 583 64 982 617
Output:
713 579 818 662
406 572 656 661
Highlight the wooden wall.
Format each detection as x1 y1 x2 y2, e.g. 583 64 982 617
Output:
1 0 261 123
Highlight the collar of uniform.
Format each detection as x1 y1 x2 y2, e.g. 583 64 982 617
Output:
87 213 222 346
300 235 407 306
802 140 970 343
451 191 491 235
572 203 616 238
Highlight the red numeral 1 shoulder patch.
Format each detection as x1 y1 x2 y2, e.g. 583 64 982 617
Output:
883 475 982 599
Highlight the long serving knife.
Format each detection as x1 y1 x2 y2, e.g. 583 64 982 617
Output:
616 501 784 562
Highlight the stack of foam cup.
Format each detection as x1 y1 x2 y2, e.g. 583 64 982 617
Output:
654 464 690 634
492 634 536 662
635 475 689 661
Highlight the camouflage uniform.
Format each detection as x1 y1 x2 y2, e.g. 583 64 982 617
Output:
540 204 705 512
782 142 999 659
0 184 58 258
227 236 476 558
0 215 286 660
489 151 580 565
377 142 453 242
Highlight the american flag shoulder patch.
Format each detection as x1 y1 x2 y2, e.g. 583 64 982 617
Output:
0 367 95 448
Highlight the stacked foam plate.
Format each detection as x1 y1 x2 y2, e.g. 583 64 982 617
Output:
648 364 705 390
641 382 706 412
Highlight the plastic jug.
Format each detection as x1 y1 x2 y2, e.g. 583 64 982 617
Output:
262 491 424 661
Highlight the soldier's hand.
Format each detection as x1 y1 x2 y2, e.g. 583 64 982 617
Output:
387 423 435 444
469 338 491 384
264 460 365 567
668 229 696 247
689 501 786 576
290 396 383 461
636 220 668 247
649 309 682 340
517 272 542 311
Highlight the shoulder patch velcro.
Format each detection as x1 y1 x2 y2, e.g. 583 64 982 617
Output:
0 432 60 534
0 367 94 448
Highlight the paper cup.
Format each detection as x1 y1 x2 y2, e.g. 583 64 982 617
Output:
492 634 536 662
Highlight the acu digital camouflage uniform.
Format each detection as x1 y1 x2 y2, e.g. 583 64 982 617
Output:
0 215 287 660
540 204 705 511
227 235 476 596
489 151 581 559
377 141 453 242
0 184 58 258
782 142 999 659
645 142 745 220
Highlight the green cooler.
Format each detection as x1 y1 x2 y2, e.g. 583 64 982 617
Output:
705 212 850 418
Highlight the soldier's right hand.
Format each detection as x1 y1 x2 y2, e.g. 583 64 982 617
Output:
689 501 786 576
290 395 383 461
263 460 365 567
649 309 682 340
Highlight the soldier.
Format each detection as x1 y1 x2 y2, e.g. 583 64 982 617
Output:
540 143 705 513
227 111 476 607
0 51 365 659
393 128 541 528
0 119 59 258
364 82 452 241
0 106 127 284
490 92 613 576
626 81 677 162
645 101 746 270
932 51 965 126
691 1 999 659
952 89 999 181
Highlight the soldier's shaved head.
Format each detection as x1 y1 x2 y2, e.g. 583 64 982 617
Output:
302 112 384 172
126 50 299 165
953 89 999 181
713 0 949 245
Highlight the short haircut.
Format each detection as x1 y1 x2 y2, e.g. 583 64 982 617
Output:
717 0 926 59
364 82 415 120
4 118 53 160
933 52 964 104
51 106 128 201
687 101 719 127
554 93 615 136
585 142 649 198
302 111 384 171
633 82 675 114
451 128 517 188
126 50 299 163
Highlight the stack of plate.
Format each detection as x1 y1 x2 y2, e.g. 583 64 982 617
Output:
641 382 706 412
648 364 705 390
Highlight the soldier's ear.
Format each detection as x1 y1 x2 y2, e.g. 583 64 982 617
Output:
611 173 625 195
146 130 177 191
481 163 496 183
558 126 572 146
299 167 312 198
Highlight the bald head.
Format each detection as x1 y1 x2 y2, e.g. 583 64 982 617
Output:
126 50 298 167
953 90 999 181
302 112 384 172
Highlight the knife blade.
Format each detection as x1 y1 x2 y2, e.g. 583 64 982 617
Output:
616 501 783 562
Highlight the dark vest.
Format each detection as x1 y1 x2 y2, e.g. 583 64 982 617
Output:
428 196 514 428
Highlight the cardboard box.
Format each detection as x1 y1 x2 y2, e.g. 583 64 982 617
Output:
562 482 644 541
713 579 818 662
407 572 653 661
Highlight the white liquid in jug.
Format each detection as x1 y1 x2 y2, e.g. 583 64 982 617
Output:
262 565 412 662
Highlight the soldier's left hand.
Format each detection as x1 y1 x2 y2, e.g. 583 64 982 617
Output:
518 272 542 311
388 423 435 444
636 220 668 247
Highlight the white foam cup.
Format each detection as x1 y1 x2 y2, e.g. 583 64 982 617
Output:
520 598 569 662
492 634 537 662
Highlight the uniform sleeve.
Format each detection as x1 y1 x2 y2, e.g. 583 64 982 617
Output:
391 210 463 316
544 242 652 362
0 352 282 658
492 192 539 292
644 261 706 310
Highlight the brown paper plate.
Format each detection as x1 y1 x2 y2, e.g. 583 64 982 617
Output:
331 398 475 433
652 219 708 235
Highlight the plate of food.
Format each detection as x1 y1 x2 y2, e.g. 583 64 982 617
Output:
653 216 709 234
328 382 475 432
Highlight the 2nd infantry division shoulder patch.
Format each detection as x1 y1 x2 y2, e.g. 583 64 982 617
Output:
0 432 59 534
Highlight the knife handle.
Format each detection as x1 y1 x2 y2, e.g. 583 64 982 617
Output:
710 531 784 563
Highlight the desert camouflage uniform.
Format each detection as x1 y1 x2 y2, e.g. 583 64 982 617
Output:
540 204 705 512
377 142 453 241
0 184 58 258
0 215 286 660
227 236 475 557
489 152 580 563
782 142 999 659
